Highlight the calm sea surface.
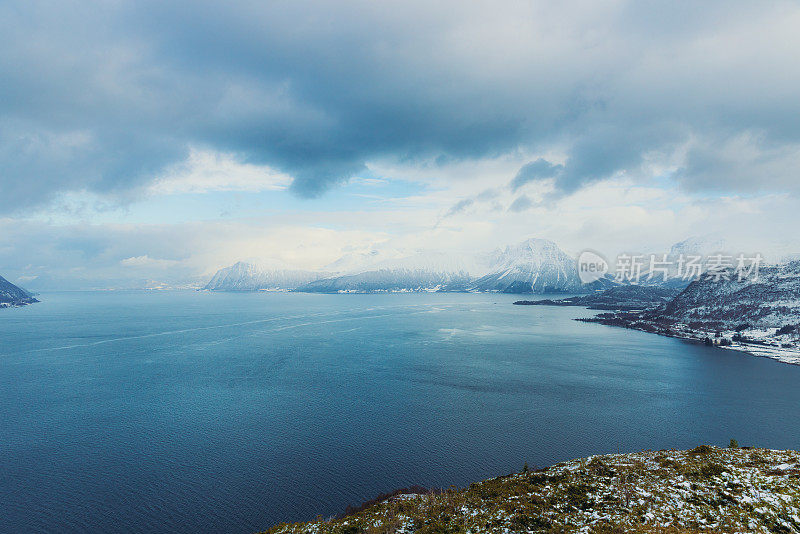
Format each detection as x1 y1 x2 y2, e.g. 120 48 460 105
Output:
2 291 799 533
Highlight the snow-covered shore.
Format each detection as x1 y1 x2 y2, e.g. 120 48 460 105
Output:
719 340 800 366
578 313 800 366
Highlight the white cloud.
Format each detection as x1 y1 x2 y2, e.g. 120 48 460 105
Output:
148 148 292 195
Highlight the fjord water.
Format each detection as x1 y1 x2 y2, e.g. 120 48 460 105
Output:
2 292 799 533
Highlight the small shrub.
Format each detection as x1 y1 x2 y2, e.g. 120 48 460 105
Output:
729 439 739 449
509 513 552 530
657 457 680 469
415 521 463 534
588 457 614 477
689 445 713 455
687 462 725 479
589 523 628 534
525 473 548 485
564 483 592 509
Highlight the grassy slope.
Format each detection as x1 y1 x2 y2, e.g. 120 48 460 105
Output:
262 446 800 534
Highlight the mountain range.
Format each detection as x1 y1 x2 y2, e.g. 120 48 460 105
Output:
0 275 38 307
205 238 617 294
204 235 792 295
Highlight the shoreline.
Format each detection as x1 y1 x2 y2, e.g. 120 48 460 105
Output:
577 315 800 366
717 341 800 366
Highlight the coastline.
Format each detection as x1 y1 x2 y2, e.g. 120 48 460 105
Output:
578 314 800 366
717 341 800 366
0 300 38 309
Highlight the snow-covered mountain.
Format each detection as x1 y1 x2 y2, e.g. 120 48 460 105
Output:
204 262 328 291
296 268 473 293
300 250 481 293
0 275 38 307
208 239 619 294
661 260 800 328
780 253 800 264
668 235 729 258
323 249 396 274
373 250 488 275
630 236 732 289
470 238 615 293
297 242 606 294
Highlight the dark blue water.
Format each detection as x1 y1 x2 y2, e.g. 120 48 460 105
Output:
1 291 799 533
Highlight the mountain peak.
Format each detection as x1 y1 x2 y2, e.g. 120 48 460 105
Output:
473 237 614 294
519 237 560 247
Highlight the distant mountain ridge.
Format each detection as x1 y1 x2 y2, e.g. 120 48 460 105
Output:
204 262 328 291
297 268 472 293
297 249 482 293
0 275 38 307
205 238 619 294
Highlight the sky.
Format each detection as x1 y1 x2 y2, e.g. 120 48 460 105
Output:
2 0 800 289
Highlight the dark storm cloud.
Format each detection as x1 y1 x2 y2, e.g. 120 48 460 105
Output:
2 0 800 212
510 159 564 191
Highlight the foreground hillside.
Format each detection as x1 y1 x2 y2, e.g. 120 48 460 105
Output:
262 446 800 534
